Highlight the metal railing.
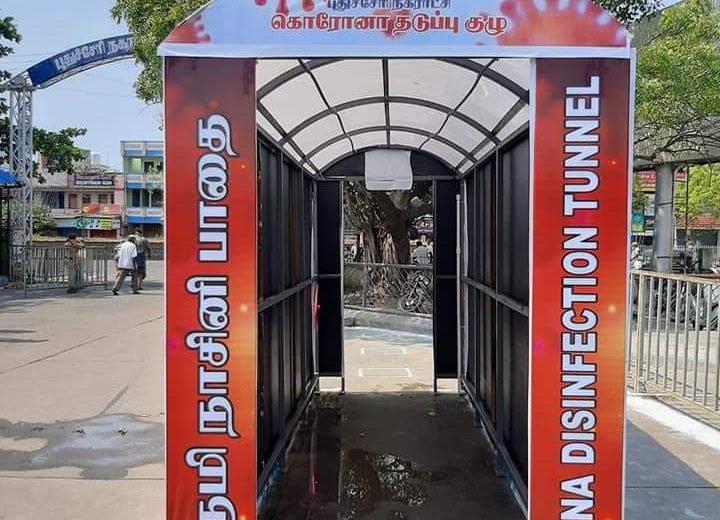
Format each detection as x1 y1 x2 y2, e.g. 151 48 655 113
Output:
10 244 113 294
344 262 433 316
629 269 720 414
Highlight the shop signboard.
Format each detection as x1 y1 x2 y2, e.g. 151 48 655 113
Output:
76 216 120 230
74 175 115 188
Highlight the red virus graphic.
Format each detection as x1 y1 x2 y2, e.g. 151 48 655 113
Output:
373 9 412 39
165 14 211 43
255 0 315 16
497 0 626 46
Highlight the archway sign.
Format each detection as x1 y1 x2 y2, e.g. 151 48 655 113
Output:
159 1 634 519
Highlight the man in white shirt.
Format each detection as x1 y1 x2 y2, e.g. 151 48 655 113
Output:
112 235 139 295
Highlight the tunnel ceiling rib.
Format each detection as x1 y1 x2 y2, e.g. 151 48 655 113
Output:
256 102 321 174
417 58 495 154
382 59 391 147
256 58 530 173
306 125 474 165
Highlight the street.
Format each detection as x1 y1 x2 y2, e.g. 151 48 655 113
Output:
0 262 718 518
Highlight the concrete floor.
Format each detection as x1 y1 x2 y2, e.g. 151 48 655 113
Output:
259 393 525 520
0 261 718 519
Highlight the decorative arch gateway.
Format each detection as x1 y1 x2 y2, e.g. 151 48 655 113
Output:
160 1 634 519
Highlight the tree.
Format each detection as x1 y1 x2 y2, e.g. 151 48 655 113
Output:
344 181 433 264
0 14 87 178
111 0 207 103
31 204 56 236
632 178 649 213
634 0 720 165
675 164 720 221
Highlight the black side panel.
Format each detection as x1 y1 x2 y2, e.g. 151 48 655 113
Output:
317 181 343 376
433 180 458 378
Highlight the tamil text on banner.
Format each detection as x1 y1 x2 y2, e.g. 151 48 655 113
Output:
530 58 631 520
165 56 257 520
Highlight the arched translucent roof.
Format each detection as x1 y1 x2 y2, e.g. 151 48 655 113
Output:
256 58 530 175
159 0 630 175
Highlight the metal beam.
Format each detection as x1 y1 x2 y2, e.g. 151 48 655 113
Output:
306 125 474 165
281 96 500 146
321 145 458 177
257 102 321 175
298 60 355 154
382 59 390 147
437 58 530 103
258 58 529 106
455 99 527 172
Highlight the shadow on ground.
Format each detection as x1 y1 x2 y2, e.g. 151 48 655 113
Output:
0 386 164 479
625 422 720 519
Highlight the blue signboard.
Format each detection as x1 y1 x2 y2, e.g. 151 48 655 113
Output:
27 35 134 88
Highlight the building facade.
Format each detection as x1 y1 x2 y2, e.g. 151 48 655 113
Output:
32 150 123 238
121 141 164 237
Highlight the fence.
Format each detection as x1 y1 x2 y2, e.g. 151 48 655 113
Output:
629 269 720 415
344 262 433 316
10 244 113 294
637 244 720 272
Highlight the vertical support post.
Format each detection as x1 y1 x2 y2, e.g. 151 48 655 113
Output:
164 57 258 520
8 86 34 247
529 58 632 520
654 163 674 273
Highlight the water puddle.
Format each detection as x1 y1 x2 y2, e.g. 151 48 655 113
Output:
0 413 164 478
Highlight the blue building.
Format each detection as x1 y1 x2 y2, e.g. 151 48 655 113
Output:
121 141 164 237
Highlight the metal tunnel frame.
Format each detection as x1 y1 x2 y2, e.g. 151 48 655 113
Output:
160 1 635 519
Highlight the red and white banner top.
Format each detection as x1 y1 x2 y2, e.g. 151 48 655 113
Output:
158 0 630 58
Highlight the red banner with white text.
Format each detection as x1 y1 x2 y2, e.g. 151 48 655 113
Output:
530 58 631 520
165 57 257 520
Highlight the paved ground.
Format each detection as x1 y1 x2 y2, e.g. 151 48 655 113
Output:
0 262 165 520
0 261 718 519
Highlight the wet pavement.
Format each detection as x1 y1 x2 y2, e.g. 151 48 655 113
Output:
259 392 525 520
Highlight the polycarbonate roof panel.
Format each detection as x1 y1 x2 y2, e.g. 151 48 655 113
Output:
389 131 426 149
262 73 327 130
389 60 476 109
256 59 296 89
497 105 530 141
438 116 486 153
257 111 282 142
293 116 343 152
282 143 302 163
458 76 518 129
341 104 386 133
423 140 465 167
312 140 353 169
255 58 530 175
351 131 387 151
489 59 530 90
312 60 383 106
389 103 445 133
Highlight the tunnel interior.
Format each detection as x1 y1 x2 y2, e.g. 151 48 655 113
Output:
254 57 531 516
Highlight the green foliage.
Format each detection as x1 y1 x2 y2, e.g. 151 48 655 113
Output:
676 164 720 220
635 0 720 164
33 127 88 179
111 0 207 103
0 13 87 178
597 0 660 25
632 179 649 212
32 204 56 236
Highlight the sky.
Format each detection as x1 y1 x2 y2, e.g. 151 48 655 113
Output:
2 0 163 170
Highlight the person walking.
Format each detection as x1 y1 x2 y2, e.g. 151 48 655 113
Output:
64 234 85 293
134 229 152 290
112 235 139 295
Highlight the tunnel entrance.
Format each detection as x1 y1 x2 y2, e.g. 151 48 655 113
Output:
161 2 634 519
